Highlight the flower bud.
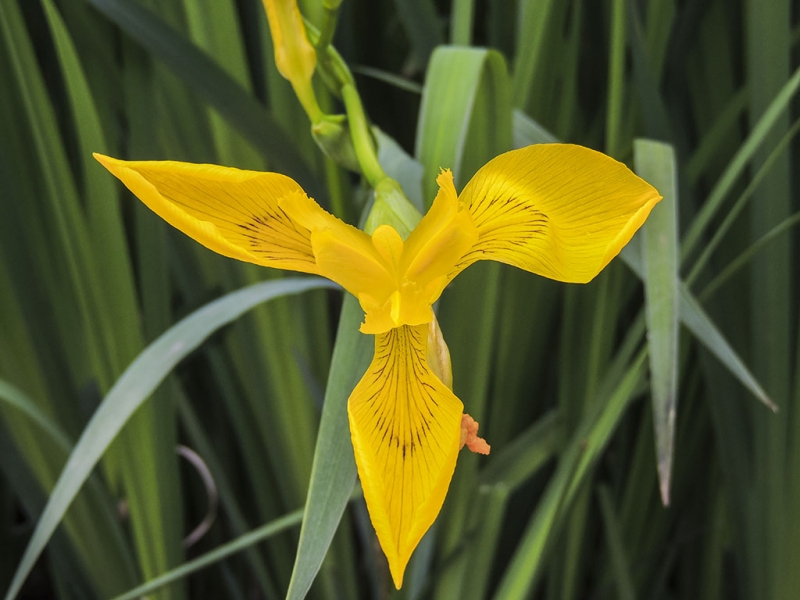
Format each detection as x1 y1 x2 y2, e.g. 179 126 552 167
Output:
262 0 322 121
311 115 361 172
364 178 421 238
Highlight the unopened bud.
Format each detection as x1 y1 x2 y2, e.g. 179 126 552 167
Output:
262 0 322 121
311 115 360 172
364 178 421 238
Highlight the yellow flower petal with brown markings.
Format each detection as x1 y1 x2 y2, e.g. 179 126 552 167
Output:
348 324 463 588
93 154 318 273
452 144 662 283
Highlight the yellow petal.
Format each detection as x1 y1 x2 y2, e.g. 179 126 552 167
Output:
426 314 453 389
452 144 662 283
279 194 398 323
371 225 405 274
348 324 463 588
402 169 478 288
94 154 319 273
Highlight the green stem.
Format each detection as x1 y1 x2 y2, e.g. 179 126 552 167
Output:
304 17 354 92
315 1 341 55
293 80 324 124
341 84 386 187
451 0 475 45
605 0 626 158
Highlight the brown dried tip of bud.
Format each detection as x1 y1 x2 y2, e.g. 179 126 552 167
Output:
460 413 490 455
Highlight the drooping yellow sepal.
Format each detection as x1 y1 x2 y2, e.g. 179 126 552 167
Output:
93 154 319 273
452 144 662 283
348 324 463 588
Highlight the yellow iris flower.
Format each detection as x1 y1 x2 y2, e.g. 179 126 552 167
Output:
94 144 660 587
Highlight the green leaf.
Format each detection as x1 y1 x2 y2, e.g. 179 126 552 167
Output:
415 46 512 202
42 5 186 595
512 0 558 110
621 250 774 412
41 0 141 357
375 126 425 211
111 508 305 600
285 295 373 600
4 278 336 600
480 410 563 491
681 63 800 262
391 0 443 69
598 486 636 600
678 284 776 412
635 139 680 505
351 66 424 94
450 0 475 45
699 210 800 302
685 117 800 287
494 352 648 599
512 109 558 147
0 380 71 455
606 0 627 157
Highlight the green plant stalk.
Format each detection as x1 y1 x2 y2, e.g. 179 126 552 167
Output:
451 0 474 45
303 17 354 91
341 84 387 187
314 0 342 55
606 0 627 158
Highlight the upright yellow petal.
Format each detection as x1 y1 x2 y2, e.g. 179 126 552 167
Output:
94 154 319 273
452 144 662 283
426 314 453 389
348 324 463 588
401 169 478 289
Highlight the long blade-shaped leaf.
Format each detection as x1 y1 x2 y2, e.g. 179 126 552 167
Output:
0 380 72 453
285 296 372 600
494 352 648 598
681 64 800 261
4 278 336 600
635 140 680 505
112 509 305 600
415 46 511 203
679 284 776 412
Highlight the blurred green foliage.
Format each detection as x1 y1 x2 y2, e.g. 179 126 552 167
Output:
1 0 798 599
